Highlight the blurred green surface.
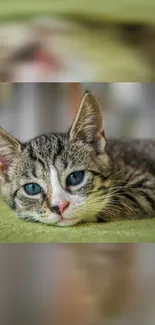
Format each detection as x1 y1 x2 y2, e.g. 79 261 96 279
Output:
0 197 155 243
1 1 154 81
60 27 153 81
1 0 155 24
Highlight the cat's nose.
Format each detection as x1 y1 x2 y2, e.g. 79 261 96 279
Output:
58 200 70 214
51 201 69 215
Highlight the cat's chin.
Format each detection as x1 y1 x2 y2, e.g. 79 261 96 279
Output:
40 215 82 227
55 217 82 227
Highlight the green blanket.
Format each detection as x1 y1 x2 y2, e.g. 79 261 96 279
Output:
1 0 155 24
1 1 155 81
0 198 155 242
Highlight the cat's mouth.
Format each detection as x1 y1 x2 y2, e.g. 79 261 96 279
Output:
54 215 81 227
42 215 80 226
43 209 82 226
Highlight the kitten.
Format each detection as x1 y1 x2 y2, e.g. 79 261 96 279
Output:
0 91 155 226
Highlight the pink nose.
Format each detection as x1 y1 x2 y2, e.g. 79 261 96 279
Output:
58 200 69 214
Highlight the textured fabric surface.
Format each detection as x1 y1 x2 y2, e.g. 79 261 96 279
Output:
1 0 155 23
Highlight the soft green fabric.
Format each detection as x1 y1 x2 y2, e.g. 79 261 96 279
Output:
0 198 155 243
1 1 154 81
59 28 153 81
1 0 155 24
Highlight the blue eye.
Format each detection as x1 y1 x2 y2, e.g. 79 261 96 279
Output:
24 183 42 196
66 171 85 187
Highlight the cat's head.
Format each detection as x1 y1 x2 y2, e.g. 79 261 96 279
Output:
0 92 112 226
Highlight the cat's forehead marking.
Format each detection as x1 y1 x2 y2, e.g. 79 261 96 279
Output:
50 166 60 190
34 161 44 178
50 166 67 203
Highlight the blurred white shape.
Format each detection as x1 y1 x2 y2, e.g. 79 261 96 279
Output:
112 83 143 110
12 59 97 82
12 63 45 82
0 24 34 50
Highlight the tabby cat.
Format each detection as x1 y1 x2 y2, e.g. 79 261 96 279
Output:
0 92 155 226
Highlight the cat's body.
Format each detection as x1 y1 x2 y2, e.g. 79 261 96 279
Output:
0 92 155 226
102 138 155 220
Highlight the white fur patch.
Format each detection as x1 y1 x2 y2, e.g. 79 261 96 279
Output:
50 166 68 206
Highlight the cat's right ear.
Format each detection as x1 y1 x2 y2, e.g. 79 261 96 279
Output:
0 128 21 174
68 92 106 154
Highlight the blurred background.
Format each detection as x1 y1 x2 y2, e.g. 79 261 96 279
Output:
0 0 155 81
0 82 155 141
0 243 155 325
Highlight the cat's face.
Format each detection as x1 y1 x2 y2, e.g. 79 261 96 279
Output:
0 92 111 226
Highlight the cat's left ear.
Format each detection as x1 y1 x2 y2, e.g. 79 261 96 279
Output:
0 128 21 173
69 92 106 154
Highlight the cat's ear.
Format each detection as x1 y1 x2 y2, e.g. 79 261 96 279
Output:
0 128 21 173
69 91 106 154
